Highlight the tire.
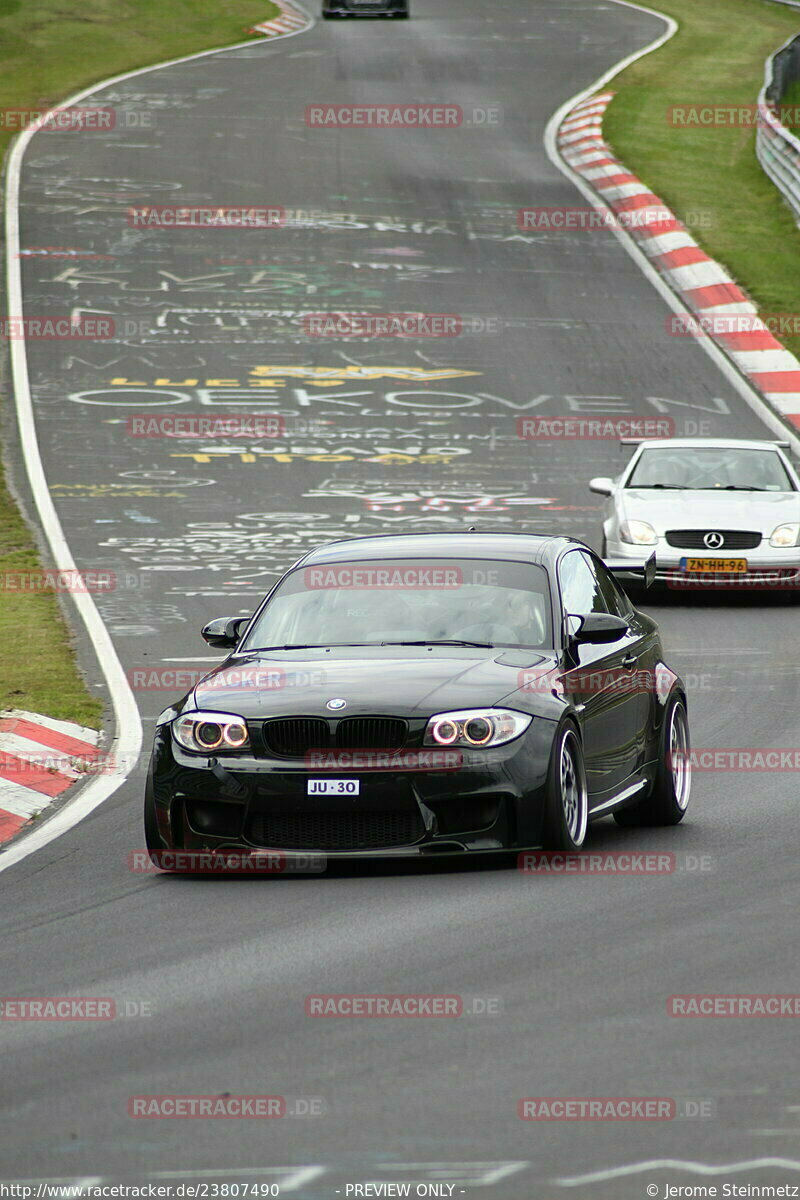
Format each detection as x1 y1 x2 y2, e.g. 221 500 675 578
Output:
614 693 691 826
541 723 588 850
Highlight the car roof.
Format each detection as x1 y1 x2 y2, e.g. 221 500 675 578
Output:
297 531 592 569
627 437 787 451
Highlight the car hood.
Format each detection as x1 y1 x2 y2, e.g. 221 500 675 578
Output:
188 646 556 719
620 488 800 534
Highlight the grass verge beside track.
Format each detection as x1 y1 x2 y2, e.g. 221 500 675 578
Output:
603 0 800 359
0 0 280 724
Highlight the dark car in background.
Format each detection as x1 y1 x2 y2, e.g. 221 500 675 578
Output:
323 0 409 17
144 533 690 867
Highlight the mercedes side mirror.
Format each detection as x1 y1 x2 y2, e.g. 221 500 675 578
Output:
589 477 614 496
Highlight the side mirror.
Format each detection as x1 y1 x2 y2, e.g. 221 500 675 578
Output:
589 476 614 497
201 615 249 649
570 612 629 645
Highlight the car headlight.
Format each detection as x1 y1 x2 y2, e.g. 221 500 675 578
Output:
423 708 531 748
619 519 658 546
769 523 800 548
173 711 250 753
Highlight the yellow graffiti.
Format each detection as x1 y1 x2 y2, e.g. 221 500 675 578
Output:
249 366 481 380
108 366 481 388
51 484 186 497
169 452 460 465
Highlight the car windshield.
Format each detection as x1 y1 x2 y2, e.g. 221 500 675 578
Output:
241 558 552 651
626 447 795 492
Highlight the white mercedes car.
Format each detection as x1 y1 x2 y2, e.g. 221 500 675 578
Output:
590 437 800 590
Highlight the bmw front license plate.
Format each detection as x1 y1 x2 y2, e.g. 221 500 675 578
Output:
307 779 360 796
681 557 748 573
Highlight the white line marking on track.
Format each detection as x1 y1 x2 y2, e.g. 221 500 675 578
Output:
556 1158 800 1186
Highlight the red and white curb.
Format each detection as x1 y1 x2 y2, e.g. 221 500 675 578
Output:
557 92 800 432
250 0 310 37
0 711 100 844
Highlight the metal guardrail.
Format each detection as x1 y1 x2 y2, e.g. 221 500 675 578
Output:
757 33 800 225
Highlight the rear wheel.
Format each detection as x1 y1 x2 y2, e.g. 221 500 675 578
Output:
614 694 691 826
541 724 588 850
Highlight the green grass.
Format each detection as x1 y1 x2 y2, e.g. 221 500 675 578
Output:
0 490 105 727
0 0 279 725
603 0 800 360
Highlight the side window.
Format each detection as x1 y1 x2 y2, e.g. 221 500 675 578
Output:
592 556 634 617
559 551 608 617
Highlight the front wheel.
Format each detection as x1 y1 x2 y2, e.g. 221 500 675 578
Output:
614 693 691 826
541 724 588 850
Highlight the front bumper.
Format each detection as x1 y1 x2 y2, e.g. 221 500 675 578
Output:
606 538 800 589
148 719 555 860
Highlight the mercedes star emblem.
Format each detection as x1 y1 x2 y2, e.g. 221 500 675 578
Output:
703 531 725 550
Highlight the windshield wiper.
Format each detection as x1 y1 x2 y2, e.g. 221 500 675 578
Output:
695 485 768 492
246 642 379 651
632 483 687 490
379 639 495 648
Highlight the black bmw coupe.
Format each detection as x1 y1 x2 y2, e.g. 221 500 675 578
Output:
144 533 690 866
322 0 409 17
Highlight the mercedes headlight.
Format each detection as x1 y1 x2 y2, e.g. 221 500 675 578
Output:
424 708 531 748
619 520 658 546
769 523 800 548
173 711 250 753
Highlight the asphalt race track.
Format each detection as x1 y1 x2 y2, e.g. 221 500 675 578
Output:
2 0 800 1195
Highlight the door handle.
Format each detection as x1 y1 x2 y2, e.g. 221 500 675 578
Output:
621 654 637 669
